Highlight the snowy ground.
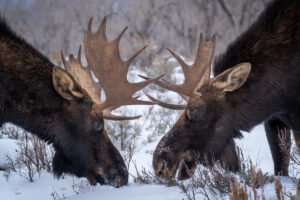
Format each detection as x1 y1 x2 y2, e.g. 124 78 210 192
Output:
0 122 298 200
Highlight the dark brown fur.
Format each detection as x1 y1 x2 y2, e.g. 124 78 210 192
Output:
0 19 128 186
153 0 300 179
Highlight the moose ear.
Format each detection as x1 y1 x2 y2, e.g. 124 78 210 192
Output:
212 63 251 92
52 66 84 100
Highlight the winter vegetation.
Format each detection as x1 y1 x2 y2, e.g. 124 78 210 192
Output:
0 0 299 200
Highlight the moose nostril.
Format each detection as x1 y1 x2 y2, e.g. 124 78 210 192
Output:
157 161 166 177
158 169 163 176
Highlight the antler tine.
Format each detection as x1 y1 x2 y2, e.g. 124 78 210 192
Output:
77 45 82 66
166 48 189 75
130 73 165 95
102 109 142 120
61 46 102 104
193 33 215 77
83 16 164 120
145 94 186 110
139 75 189 97
139 74 190 99
114 26 128 45
96 16 107 39
60 49 67 67
126 45 148 66
87 17 93 32
199 32 204 44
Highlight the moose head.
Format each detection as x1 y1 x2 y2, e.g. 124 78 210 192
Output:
51 17 162 186
144 34 251 180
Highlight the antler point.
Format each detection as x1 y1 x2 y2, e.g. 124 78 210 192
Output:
88 17 93 32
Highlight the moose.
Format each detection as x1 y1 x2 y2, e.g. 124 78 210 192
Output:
0 17 161 186
148 0 300 180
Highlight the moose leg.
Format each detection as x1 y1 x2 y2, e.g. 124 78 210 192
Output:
264 118 291 176
219 139 239 172
293 130 300 152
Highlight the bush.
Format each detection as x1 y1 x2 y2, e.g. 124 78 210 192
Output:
179 148 274 200
132 161 178 187
5 129 54 182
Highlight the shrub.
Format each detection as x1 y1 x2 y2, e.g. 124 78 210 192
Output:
5 129 54 182
180 148 274 200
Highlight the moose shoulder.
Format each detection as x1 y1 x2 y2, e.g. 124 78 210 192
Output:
151 0 300 180
0 17 159 186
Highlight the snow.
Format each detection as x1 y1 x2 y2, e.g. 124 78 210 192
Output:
236 125 274 174
0 122 297 200
65 184 183 200
0 138 18 169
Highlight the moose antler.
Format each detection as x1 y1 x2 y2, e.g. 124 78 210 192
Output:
61 46 102 104
143 33 216 110
62 17 163 120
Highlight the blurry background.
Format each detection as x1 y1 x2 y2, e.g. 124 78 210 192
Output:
1 0 269 71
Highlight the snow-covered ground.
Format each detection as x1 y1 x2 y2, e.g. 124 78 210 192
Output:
0 122 298 200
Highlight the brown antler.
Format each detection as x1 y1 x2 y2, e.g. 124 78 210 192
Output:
61 46 102 104
64 17 163 120
144 33 216 110
61 17 163 120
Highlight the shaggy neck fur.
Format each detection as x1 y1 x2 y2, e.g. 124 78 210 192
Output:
0 18 65 144
214 0 300 134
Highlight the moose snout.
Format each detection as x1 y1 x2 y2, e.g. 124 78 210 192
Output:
87 166 128 187
154 159 176 179
115 176 126 188
155 160 166 177
106 167 128 187
111 167 128 187
90 173 128 187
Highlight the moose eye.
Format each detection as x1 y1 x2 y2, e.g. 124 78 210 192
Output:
94 122 103 131
185 107 203 121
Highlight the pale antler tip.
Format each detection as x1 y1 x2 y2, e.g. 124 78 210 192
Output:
102 113 142 121
60 48 67 66
150 73 165 83
126 45 148 64
166 48 189 72
211 33 216 42
166 47 174 55
88 17 93 32
114 26 128 43
199 32 203 42
158 73 166 79
145 93 155 101
132 95 140 100
102 16 107 24
97 16 108 36
138 74 148 80
77 45 82 61
166 48 178 58
145 93 186 110
139 45 148 52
